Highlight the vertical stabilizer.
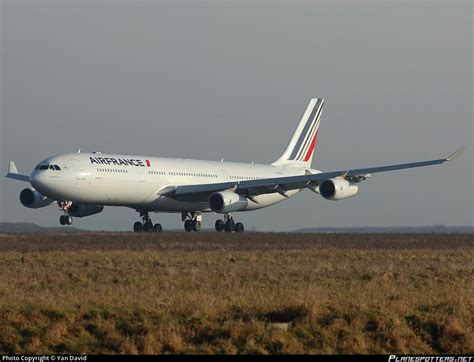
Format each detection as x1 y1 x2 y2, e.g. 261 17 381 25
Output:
272 98 324 168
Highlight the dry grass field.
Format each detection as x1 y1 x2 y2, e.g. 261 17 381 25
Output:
0 232 472 354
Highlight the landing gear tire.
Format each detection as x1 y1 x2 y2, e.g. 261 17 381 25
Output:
215 219 225 232
235 222 244 233
225 218 235 232
60 215 73 225
192 220 201 232
182 212 202 232
184 220 193 232
143 220 153 232
133 221 143 233
135 211 162 233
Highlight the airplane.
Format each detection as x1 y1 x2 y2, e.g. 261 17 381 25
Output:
5 98 465 233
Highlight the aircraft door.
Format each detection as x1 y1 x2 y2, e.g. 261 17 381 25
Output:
137 167 146 182
72 159 89 185
219 163 230 182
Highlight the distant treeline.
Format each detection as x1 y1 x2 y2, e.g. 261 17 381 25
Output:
0 222 472 234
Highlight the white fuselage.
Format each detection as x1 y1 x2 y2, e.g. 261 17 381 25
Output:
30 153 311 213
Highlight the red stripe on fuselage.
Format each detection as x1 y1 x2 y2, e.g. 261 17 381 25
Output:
303 129 319 161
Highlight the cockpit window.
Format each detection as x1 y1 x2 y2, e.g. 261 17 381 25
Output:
35 164 61 171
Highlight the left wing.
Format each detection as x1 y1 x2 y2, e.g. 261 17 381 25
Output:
5 161 30 182
164 147 465 201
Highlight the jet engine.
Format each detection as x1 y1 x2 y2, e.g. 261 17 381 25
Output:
208 191 248 213
319 178 359 201
68 203 104 218
19 188 55 209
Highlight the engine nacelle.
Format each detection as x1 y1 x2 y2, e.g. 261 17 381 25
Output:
319 178 359 201
208 191 248 213
69 204 104 218
19 188 55 209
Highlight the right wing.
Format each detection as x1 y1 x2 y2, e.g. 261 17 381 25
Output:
163 147 465 202
5 161 30 183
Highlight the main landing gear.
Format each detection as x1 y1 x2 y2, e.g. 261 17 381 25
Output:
58 201 73 226
133 211 162 232
215 214 244 233
182 212 202 232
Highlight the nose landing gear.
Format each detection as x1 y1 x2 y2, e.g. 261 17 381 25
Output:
58 201 74 226
59 215 73 225
133 211 162 233
215 214 244 233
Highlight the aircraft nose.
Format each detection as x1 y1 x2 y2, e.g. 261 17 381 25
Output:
30 172 49 193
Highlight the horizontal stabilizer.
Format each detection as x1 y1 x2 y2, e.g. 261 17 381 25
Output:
5 161 30 182
9 161 18 174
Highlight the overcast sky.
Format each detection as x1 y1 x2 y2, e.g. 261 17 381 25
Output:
1 1 472 231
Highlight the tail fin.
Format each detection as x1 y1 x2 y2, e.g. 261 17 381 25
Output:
272 98 324 168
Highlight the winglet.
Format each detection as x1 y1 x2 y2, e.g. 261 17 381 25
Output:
446 146 465 161
8 161 19 174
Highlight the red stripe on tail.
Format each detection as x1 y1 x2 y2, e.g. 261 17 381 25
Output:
303 129 319 161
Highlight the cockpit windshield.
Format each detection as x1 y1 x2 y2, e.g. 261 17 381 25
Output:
35 164 61 171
